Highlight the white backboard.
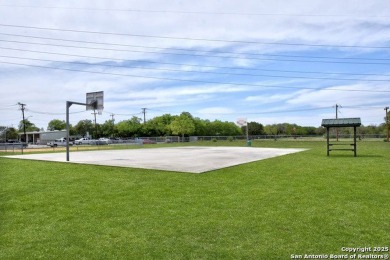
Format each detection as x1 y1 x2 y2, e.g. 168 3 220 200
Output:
86 91 104 111
236 118 247 127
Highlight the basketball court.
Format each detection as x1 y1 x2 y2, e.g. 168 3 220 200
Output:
4 146 306 173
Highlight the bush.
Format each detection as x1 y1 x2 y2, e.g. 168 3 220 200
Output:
227 136 234 142
212 138 217 142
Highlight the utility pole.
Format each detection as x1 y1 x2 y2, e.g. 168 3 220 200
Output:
109 113 115 138
110 113 115 123
92 110 97 139
142 108 147 124
18 102 26 142
385 106 389 142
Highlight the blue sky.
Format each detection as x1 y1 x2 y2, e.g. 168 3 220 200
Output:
0 0 389 129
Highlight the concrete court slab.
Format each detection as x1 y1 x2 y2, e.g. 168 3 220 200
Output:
4 146 307 173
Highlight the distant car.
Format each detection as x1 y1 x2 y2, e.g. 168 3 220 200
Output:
141 139 157 144
98 138 112 144
75 137 92 145
47 138 73 147
7 140 28 148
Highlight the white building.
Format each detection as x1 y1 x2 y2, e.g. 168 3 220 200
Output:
19 130 67 144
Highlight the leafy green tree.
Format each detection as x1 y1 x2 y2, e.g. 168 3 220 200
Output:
142 114 175 136
302 126 317 135
47 119 66 131
264 124 278 136
116 116 142 138
18 119 39 132
1 127 18 141
243 122 264 135
168 113 195 141
100 120 117 137
193 117 208 136
315 127 326 136
74 119 94 137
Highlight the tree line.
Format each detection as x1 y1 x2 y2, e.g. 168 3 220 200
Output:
1 111 389 141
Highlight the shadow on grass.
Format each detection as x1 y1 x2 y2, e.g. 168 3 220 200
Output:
326 154 383 158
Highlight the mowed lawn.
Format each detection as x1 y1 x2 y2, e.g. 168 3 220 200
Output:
0 141 389 259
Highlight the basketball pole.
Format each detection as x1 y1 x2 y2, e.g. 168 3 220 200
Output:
66 100 97 162
66 101 71 161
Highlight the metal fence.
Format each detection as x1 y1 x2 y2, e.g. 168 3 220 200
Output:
0 143 25 152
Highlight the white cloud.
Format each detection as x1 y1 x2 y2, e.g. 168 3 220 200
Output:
1 1 390 128
197 107 234 115
287 83 389 107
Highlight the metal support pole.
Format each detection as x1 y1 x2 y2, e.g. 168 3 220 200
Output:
326 127 330 156
66 101 71 161
336 104 339 141
66 100 95 161
385 107 389 142
353 126 357 157
246 124 249 141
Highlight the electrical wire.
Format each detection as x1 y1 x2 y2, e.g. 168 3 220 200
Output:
2 46 389 78
0 4 387 19
1 34 390 62
2 60 389 93
1 23 390 49
194 106 333 115
2 55 390 82
1 39 390 65
26 109 86 115
103 111 143 116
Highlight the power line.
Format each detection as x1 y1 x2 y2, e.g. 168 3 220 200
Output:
26 109 86 115
0 103 19 109
2 60 389 93
2 46 389 78
2 34 390 62
2 54 390 82
1 39 390 65
0 4 387 19
103 110 142 117
198 106 333 115
1 23 390 49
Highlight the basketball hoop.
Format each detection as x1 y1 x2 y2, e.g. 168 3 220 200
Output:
86 91 104 112
97 109 103 115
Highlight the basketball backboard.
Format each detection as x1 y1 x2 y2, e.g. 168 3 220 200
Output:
86 91 104 111
236 118 247 127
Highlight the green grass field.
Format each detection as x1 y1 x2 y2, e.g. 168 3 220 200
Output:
1 140 389 259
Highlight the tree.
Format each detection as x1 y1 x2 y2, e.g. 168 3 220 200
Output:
193 117 208 136
116 116 142 137
142 114 175 136
243 121 264 135
18 119 39 132
47 119 66 131
100 120 116 137
74 119 94 137
264 124 278 136
168 113 195 141
0 127 18 141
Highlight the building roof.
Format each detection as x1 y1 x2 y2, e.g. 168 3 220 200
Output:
321 118 361 127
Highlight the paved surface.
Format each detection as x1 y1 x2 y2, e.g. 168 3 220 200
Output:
4 146 306 173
